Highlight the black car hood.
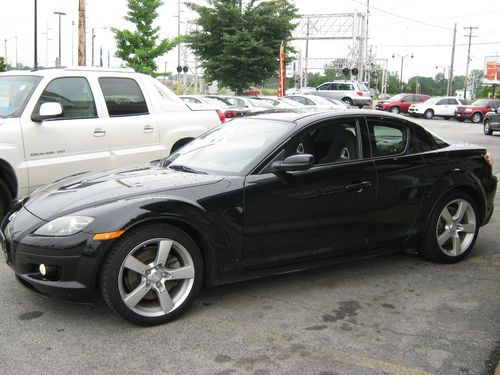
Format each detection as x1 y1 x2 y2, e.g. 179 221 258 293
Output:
24 165 224 220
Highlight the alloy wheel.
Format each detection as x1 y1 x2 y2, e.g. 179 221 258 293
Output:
117 238 195 317
435 199 476 257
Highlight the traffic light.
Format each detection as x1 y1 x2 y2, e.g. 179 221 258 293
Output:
351 68 359 76
176 66 182 73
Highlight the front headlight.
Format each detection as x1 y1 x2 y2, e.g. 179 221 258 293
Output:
34 216 95 237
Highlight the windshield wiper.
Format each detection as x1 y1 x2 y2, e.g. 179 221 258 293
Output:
168 164 208 174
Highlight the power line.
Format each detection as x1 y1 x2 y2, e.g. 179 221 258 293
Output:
350 0 452 31
377 41 500 48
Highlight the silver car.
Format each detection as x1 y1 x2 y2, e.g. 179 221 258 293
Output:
307 80 372 108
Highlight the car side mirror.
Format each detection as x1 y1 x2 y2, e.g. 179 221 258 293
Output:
31 102 63 122
272 154 314 172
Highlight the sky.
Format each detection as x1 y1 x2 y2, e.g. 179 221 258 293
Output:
0 0 499 81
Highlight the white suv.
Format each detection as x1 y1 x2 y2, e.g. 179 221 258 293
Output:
0 68 223 218
305 80 372 108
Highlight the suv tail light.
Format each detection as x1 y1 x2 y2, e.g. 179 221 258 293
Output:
356 91 363 96
216 110 226 124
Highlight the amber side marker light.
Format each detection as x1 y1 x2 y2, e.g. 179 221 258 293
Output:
92 230 125 241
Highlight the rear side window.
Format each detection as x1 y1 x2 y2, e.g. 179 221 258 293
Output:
99 77 148 117
36 77 97 119
368 119 408 156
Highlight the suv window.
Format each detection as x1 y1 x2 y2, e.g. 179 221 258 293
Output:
99 77 149 117
317 83 333 91
36 77 97 119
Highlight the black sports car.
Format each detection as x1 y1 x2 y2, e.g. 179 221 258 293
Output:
0 110 497 325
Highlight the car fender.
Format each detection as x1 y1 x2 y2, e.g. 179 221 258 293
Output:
82 195 238 288
416 168 489 237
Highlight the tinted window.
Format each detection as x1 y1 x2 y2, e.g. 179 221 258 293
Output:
318 84 332 91
164 119 292 175
436 99 447 105
37 77 97 119
368 119 408 156
99 77 148 116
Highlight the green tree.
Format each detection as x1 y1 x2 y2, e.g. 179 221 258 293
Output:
386 71 401 94
187 0 298 94
0 57 6 72
113 0 178 74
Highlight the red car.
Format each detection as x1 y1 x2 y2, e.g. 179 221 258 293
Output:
375 93 430 114
454 99 500 123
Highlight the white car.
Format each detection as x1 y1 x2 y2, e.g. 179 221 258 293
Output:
285 94 349 110
0 68 224 217
408 96 468 119
219 96 271 113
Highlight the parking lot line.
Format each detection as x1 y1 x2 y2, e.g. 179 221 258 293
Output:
197 316 433 375
467 257 500 267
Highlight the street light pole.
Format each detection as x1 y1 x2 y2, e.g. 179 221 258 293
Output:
392 53 413 93
3 39 7 69
54 11 66 67
34 0 38 69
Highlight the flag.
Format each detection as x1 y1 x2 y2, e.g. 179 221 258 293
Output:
277 41 285 97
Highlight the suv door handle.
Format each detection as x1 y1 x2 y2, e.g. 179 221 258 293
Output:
143 125 154 133
93 128 106 137
345 181 372 192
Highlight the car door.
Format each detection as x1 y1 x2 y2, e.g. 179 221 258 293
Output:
445 98 461 116
22 76 111 192
365 116 427 247
97 77 161 168
242 116 378 269
432 98 449 116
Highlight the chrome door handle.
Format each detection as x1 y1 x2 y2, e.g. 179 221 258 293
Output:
143 125 154 133
93 128 106 137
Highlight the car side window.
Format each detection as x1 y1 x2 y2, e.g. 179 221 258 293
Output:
35 77 97 119
458 98 468 105
98 77 149 117
283 120 361 165
368 119 409 157
447 98 458 105
436 99 447 105
318 84 331 91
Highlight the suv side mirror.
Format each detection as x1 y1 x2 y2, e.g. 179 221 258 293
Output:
31 102 63 122
272 154 314 172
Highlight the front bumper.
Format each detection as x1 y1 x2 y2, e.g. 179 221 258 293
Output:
454 112 472 120
1 207 111 303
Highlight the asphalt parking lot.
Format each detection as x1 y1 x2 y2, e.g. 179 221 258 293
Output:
0 115 498 375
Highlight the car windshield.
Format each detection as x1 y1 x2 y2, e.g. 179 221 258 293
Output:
310 95 335 105
248 98 275 108
0 75 41 118
471 99 489 106
424 97 440 104
388 94 406 101
163 118 293 175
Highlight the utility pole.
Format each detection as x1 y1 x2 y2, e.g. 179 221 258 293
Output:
4 39 7 69
447 23 457 96
34 0 38 69
78 0 86 66
463 26 478 100
304 17 310 87
177 0 181 93
91 28 96 67
54 11 66 67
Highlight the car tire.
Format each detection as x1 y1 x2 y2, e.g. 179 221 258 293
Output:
443 116 450 120
419 191 479 264
484 120 493 135
342 97 353 106
100 223 203 326
456 117 466 122
471 112 482 123
424 109 434 119
0 179 13 221
390 106 400 114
